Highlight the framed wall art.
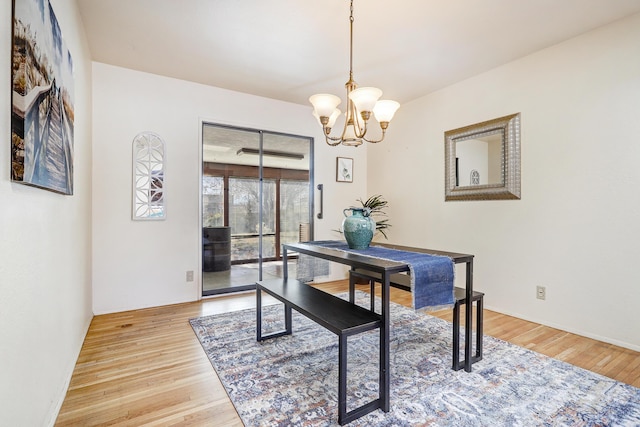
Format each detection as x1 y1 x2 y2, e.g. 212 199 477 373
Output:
336 157 353 183
11 0 75 195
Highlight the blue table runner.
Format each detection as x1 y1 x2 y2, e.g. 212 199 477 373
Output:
310 240 455 311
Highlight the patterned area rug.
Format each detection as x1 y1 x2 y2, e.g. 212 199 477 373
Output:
190 292 640 426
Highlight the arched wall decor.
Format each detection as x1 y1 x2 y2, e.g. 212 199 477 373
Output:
471 170 480 185
132 132 166 220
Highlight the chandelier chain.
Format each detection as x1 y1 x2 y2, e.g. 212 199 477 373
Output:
349 0 354 81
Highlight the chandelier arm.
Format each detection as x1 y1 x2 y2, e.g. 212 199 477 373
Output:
324 121 350 145
324 134 343 146
352 109 368 139
362 128 387 144
354 120 368 139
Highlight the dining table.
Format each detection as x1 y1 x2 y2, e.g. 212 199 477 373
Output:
281 240 475 413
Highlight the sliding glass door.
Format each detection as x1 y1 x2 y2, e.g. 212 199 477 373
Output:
202 123 313 296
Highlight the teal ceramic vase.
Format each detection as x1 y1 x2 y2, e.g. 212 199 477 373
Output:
342 208 376 250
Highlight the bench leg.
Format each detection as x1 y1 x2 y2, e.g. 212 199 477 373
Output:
256 288 263 341
338 335 347 425
337 330 385 425
256 286 293 341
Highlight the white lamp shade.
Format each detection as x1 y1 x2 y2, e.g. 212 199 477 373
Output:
373 100 400 123
327 108 341 127
349 87 382 112
312 108 341 128
313 108 341 128
311 110 322 127
309 94 342 118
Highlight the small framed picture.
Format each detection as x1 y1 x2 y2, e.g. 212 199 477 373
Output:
336 157 353 182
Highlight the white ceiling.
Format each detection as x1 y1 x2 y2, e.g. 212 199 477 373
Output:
77 0 640 106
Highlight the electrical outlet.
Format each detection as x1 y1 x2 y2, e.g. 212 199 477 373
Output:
536 285 546 300
186 270 194 282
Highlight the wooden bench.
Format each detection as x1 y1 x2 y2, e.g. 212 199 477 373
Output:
256 278 383 425
349 268 484 370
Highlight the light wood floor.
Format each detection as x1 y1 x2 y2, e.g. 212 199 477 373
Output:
55 280 640 426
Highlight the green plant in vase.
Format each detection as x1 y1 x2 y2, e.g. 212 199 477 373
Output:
336 195 391 242
356 194 391 239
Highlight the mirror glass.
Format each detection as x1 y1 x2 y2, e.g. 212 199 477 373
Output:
132 132 166 220
454 129 504 187
445 113 520 201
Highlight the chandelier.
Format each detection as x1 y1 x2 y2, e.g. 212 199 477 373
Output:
309 0 400 147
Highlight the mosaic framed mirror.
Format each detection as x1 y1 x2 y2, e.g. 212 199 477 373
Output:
132 132 165 220
445 113 521 201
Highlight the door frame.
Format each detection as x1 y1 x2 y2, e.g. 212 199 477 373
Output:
199 120 315 298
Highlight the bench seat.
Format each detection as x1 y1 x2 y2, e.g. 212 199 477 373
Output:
257 278 381 338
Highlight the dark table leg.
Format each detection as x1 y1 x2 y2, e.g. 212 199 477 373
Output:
464 260 474 372
348 267 355 304
380 271 390 412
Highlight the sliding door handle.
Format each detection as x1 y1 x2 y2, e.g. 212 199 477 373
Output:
317 184 323 219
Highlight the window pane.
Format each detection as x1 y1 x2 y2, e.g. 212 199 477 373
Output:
202 176 224 227
229 177 276 261
262 179 276 258
280 180 310 245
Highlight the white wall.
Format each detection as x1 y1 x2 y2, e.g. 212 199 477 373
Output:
0 1 93 425
368 13 640 350
91 63 367 314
